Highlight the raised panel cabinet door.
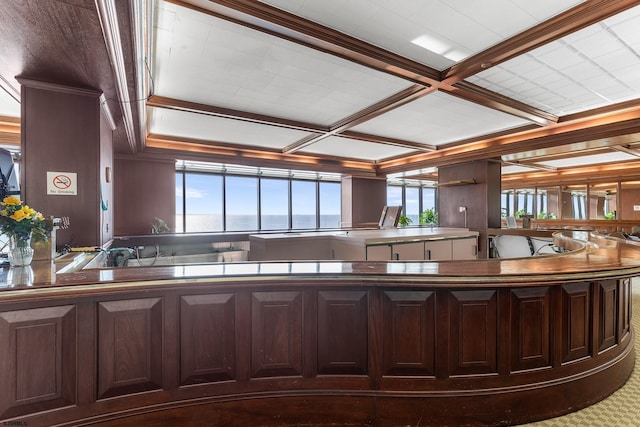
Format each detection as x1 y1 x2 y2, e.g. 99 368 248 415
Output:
510 287 551 372
317 290 368 375
561 283 592 363
449 290 498 376
251 291 303 378
382 291 436 376
452 237 478 260
598 280 618 353
180 293 236 385
424 240 452 260
391 241 425 261
0 305 76 419
97 298 163 399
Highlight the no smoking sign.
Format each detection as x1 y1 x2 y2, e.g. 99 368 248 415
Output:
47 171 77 195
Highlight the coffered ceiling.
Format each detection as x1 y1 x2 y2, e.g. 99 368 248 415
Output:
1 0 640 186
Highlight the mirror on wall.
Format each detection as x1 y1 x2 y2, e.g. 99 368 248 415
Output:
559 185 587 220
535 187 560 220
588 183 617 220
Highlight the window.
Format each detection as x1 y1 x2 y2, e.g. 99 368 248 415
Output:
261 178 289 230
175 173 184 233
387 183 437 224
176 162 341 233
501 190 514 217
319 182 341 228
292 180 316 229
387 186 402 208
226 176 258 231
405 187 420 224
184 173 223 232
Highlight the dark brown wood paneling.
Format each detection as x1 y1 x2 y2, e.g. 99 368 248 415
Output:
510 287 551 372
97 298 163 399
317 290 368 375
620 278 631 342
340 176 386 228
114 157 176 235
20 80 114 248
449 290 497 376
180 293 236 385
0 305 75 418
251 291 303 378
561 282 592 363
598 280 618 352
382 291 435 376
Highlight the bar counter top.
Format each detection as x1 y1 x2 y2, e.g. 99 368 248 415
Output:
2 230 640 293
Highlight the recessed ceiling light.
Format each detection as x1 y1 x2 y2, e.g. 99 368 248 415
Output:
411 34 469 62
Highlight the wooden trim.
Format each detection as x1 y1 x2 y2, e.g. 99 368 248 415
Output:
95 0 139 153
147 95 328 133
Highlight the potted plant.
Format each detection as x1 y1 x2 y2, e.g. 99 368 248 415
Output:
420 208 438 228
397 214 412 227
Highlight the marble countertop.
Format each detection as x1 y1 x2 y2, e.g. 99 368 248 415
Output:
1 231 640 294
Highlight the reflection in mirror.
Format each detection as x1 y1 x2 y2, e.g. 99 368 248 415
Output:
561 185 587 219
501 190 515 217
536 187 559 220
621 181 640 229
589 183 617 220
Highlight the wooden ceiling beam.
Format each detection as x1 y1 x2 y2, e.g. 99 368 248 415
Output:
282 85 434 153
147 95 327 133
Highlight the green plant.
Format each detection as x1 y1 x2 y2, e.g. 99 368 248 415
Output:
151 217 170 234
604 211 616 220
537 211 557 219
397 214 412 227
419 208 438 226
514 209 528 219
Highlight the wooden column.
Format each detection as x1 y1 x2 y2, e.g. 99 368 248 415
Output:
438 160 501 258
19 78 114 249
341 176 386 228
114 156 176 236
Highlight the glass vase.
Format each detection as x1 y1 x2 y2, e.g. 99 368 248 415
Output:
7 233 34 266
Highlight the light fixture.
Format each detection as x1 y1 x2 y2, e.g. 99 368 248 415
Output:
411 34 469 62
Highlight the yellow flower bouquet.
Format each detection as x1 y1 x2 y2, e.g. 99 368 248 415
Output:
0 196 48 266
0 196 48 240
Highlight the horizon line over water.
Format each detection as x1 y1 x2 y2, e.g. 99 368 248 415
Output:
176 214 341 233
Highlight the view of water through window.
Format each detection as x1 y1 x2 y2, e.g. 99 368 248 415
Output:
176 164 434 233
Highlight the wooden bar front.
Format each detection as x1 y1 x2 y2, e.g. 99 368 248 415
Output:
0 231 637 426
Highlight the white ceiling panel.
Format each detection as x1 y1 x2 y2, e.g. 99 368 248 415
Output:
349 91 529 145
501 164 539 175
260 0 585 70
300 135 415 161
536 151 638 168
467 5 640 115
148 107 312 150
153 2 412 126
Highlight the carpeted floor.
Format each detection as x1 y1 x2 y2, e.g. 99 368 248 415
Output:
521 280 640 427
